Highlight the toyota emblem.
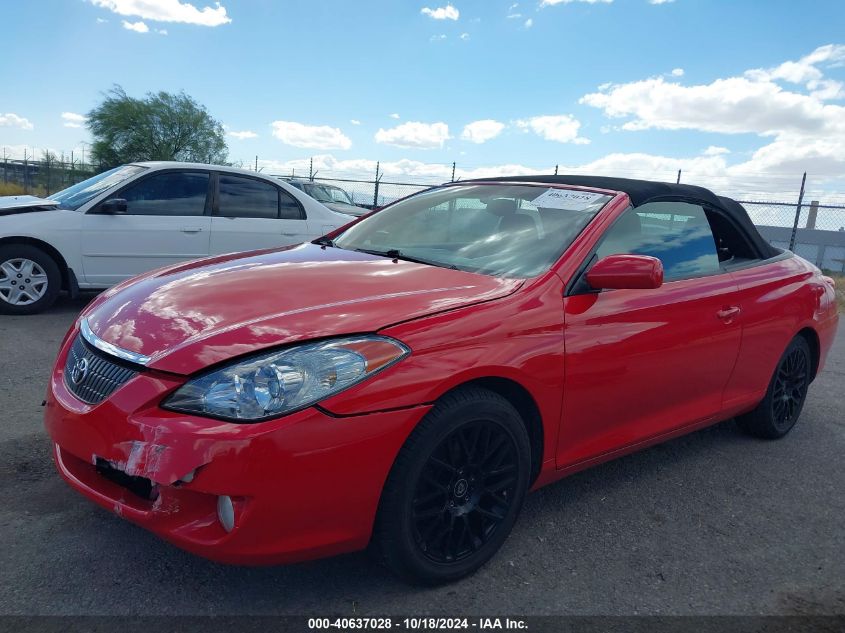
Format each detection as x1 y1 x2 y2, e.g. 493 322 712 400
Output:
71 357 90 385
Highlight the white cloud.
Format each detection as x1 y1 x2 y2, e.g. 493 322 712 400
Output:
580 44 845 178
430 33 447 41
227 130 257 140
746 44 845 84
461 119 505 144
389 113 400 119
122 19 149 32
515 115 589 144
96 17 108 23
350 119 361 125
649 0 675 4
156 28 168 35
703 146 730 156
420 4 459 20
61 112 87 128
0 113 34 130
375 121 451 149
506 12 522 18
541 0 613 6
460 32 470 40
271 121 352 150
671 67 684 76
524 18 533 28
90 0 231 26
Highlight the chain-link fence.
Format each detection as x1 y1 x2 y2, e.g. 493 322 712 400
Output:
1 156 97 196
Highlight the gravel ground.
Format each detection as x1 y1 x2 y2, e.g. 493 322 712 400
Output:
0 293 842 616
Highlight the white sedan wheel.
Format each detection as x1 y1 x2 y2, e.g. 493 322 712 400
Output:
0 258 50 306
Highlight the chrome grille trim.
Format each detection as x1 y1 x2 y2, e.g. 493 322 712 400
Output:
64 335 139 405
80 318 152 366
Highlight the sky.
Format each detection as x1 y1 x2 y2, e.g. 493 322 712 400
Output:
2 0 845 199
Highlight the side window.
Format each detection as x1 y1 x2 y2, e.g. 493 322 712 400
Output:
218 175 279 219
279 189 304 220
596 202 720 281
120 171 209 216
705 210 759 265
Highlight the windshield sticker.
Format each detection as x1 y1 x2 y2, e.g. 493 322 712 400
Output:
530 189 605 211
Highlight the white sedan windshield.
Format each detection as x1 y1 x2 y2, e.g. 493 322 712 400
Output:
334 184 612 278
49 165 146 210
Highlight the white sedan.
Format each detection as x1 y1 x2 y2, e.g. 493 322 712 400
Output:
0 162 353 314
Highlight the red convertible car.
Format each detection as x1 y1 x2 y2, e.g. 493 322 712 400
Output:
44 176 838 583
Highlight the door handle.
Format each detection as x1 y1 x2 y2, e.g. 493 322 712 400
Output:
180 227 203 233
280 232 299 236
716 306 741 321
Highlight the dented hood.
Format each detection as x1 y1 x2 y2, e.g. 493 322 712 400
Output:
0 195 59 214
83 243 522 375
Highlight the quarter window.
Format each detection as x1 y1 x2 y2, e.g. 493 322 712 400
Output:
596 202 720 281
119 171 209 216
279 189 304 220
218 175 279 219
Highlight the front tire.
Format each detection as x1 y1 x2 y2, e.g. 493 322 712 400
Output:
0 245 61 315
374 387 532 585
737 336 812 439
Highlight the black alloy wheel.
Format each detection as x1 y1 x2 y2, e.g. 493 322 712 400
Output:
771 344 810 431
374 387 531 584
738 335 812 439
412 420 519 564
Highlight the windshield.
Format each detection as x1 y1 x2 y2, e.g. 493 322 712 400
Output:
49 165 146 210
306 183 354 205
334 184 613 278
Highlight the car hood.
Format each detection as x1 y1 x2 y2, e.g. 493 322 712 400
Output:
0 195 59 215
83 243 523 374
323 201 369 217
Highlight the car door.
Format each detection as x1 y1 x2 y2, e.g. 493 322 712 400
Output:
209 173 311 255
558 201 743 468
80 170 212 286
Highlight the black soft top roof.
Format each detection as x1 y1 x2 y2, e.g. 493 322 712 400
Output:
468 174 779 258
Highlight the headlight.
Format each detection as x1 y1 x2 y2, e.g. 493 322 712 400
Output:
163 336 409 422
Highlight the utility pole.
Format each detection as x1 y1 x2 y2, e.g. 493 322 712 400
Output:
309 157 314 181
554 164 559 175
788 172 807 251
676 169 682 184
451 161 456 182
255 155 258 172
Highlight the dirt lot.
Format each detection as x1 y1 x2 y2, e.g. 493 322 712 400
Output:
0 294 843 616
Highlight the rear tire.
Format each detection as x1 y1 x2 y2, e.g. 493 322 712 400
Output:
0 244 61 315
737 336 812 439
373 387 531 585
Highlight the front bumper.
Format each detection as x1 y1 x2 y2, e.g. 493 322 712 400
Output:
44 337 430 565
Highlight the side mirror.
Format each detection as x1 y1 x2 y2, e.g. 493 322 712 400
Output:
586 254 664 290
98 198 128 214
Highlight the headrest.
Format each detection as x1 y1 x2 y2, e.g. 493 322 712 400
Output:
485 198 518 216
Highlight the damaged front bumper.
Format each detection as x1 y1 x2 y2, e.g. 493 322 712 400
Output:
44 339 430 565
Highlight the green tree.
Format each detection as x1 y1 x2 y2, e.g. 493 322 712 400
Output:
87 86 228 169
